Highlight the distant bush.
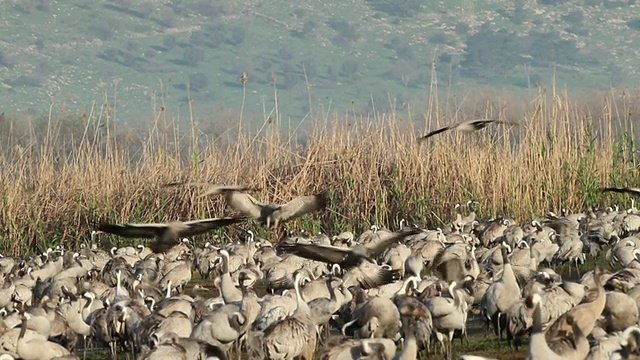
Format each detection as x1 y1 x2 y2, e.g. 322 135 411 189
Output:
538 0 568 4
301 58 317 79
385 37 416 60
330 36 350 48
461 25 522 77
454 22 470 35
168 3 189 16
281 72 299 90
511 0 526 24
340 59 359 77
160 8 177 28
627 17 640 30
114 0 132 11
366 0 423 17
9 75 42 87
14 0 36 13
34 38 45 51
126 54 141 68
608 63 625 86
529 73 543 87
462 24 584 77
190 31 207 47
562 10 585 25
326 65 338 82
125 40 138 52
293 8 306 18
144 50 157 59
188 71 209 91
228 24 247 45
278 46 295 61
527 30 579 65
261 59 272 71
139 1 155 18
0 50 16 69
565 26 590 36
306 20 319 38
291 20 317 39
163 35 177 50
206 24 227 48
36 0 51 12
429 32 450 45
438 52 453 64
197 0 225 18
98 48 120 62
328 18 359 42
34 61 53 76
279 62 296 74
92 17 120 41
604 0 627 8
182 46 205 66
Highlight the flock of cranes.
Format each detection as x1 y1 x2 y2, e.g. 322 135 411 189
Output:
1 117 640 360
1 182 640 360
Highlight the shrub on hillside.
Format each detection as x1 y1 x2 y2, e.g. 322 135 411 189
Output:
628 17 640 30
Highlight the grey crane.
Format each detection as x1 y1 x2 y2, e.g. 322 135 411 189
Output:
425 281 468 359
96 217 246 253
170 182 329 228
277 227 421 270
276 228 421 288
418 119 519 141
525 293 576 360
600 186 640 197
480 244 520 339
260 270 316 360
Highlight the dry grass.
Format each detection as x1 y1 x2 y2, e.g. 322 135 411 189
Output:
0 86 638 256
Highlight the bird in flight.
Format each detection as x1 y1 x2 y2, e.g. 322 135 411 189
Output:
164 182 329 228
417 119 519 141
599 187 640 196
96 216 247 253
276 226 422 269
275 227 422 288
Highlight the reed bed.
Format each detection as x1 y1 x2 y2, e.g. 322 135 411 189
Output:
0 87 638 256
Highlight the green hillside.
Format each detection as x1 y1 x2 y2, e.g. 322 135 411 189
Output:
1 0 639 125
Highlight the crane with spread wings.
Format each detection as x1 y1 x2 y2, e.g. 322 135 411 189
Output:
96 216 246 253
418 119 519 141
275 227 422 288
165 182 329 228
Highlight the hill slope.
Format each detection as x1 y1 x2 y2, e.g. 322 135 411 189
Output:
1 0 639 124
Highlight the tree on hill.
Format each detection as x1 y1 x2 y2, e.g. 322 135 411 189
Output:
461 25 522 77
366 0 423 17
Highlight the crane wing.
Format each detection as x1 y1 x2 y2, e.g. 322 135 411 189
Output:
271 192 329 222
541 217 577 237
419 119 518 141
149 227 182 253
179 217 247 237
344 262 402 289
545 314 585 353
96 223 168 238
226 190 265 219
162 181 252 195
417 126 452 141
600 186 640 196
200 184 253 197
364 227 423 257
276 242 351 265
455 118 519 132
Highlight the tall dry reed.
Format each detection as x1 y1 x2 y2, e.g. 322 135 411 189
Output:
0 87 638 256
